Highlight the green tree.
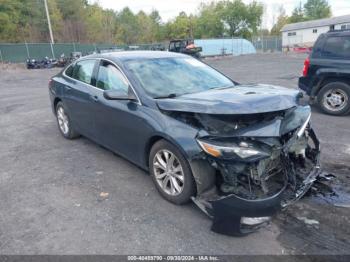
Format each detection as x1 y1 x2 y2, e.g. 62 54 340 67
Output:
136 11 155 43
0 0 21 42
195 2 224 38
0 0 266 44
149 9 163 41
165 12 193 39
56 0 87 42
115 7 139 44
289 2 305 23
0 0 51 42
270 6 289 35
217 0 263 37
246 1 264 36
47 0 64 42
304 0 331 20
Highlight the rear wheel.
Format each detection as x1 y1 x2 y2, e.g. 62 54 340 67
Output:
149 140 196 205
317 82 350 116
56 101 80 139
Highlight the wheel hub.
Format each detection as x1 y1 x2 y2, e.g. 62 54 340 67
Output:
57 107 69 134
324 88 348 112
153 150 184 196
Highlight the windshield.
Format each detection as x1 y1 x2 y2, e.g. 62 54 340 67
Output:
125 57 234 98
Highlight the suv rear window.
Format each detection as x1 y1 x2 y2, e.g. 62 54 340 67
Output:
322 36 350 58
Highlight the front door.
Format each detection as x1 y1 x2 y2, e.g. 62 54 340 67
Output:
90 60 146 163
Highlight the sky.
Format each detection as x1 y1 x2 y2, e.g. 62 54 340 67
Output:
91 0 350 29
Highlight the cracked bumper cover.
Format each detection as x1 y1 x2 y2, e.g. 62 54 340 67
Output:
191 128 321 236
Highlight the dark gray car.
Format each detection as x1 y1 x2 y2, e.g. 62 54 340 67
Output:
49 51 321 236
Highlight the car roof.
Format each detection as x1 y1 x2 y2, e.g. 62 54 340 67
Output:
86 51 188 63
324 29 350 37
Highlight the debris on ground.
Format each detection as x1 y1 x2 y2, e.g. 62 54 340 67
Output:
99 192 109 198
308 174 350 207
297 216 319 226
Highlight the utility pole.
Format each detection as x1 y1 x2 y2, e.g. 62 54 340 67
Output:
44 0 54 44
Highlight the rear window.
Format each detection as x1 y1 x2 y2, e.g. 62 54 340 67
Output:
64 65 74 77
322 36 350 58
72 60 96 84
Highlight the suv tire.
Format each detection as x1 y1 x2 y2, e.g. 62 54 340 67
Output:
317 82 350 116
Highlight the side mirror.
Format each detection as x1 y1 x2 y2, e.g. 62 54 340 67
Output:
103 87 137 101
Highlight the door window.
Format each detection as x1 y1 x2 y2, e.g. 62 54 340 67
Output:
73 60 96 84
96 61 129 93
322 36 350 58
65 64 74 77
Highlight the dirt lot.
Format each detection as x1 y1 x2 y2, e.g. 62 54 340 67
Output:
0 53 349 255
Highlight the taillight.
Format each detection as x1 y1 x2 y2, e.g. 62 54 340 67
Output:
302 57 310 77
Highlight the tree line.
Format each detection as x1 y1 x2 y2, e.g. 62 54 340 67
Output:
270 0 331 35
0 0 332 44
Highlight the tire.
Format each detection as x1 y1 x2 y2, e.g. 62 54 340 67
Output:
317 82 350 116
55 101 80 139
149 140 196 205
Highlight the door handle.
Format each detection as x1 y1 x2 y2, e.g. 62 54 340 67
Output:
65 85 72 90
91 95 99 102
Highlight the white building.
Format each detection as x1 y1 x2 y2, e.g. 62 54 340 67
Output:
281 15 350 48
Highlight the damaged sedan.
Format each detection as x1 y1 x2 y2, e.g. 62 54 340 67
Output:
49 51 321 236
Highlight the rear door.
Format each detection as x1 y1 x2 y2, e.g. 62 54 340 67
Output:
313 35 350 73
63 59 98 138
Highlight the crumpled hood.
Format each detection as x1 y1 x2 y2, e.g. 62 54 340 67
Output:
157 84 301 114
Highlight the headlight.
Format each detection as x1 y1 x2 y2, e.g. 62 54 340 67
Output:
197 139 270 160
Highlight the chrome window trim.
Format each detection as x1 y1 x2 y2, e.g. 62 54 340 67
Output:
62 57 142 105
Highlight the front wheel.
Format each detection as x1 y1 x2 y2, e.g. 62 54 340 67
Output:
149 140 196 205
317 82 350 116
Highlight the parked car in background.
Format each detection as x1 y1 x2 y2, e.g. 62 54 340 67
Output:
299 29 350 116
49 51 320 236
70 52 82 63
168 39 202 58
26 56 57 69
56 54 69 67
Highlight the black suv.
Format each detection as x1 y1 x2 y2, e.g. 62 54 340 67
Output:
299 30 350 116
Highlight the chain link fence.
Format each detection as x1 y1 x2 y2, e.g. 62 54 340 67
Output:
0 43 121 63
0 36 282 63
251 36 282 53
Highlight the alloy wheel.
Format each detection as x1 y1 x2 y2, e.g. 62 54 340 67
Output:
153 150 185 196
57 106 69 135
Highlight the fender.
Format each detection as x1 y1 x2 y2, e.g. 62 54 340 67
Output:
311 68 350 97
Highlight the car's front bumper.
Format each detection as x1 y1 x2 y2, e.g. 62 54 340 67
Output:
191 128 321 236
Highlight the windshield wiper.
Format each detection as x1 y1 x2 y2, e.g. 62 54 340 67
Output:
154 93 177 99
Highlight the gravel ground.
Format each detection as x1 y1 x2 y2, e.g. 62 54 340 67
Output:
0 53 349 255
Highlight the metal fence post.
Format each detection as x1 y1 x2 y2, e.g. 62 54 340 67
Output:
231 35 233 56
0 49 3 63
275 37 278 52
241 38 243 54
50 42 55 59
25 42 30 58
